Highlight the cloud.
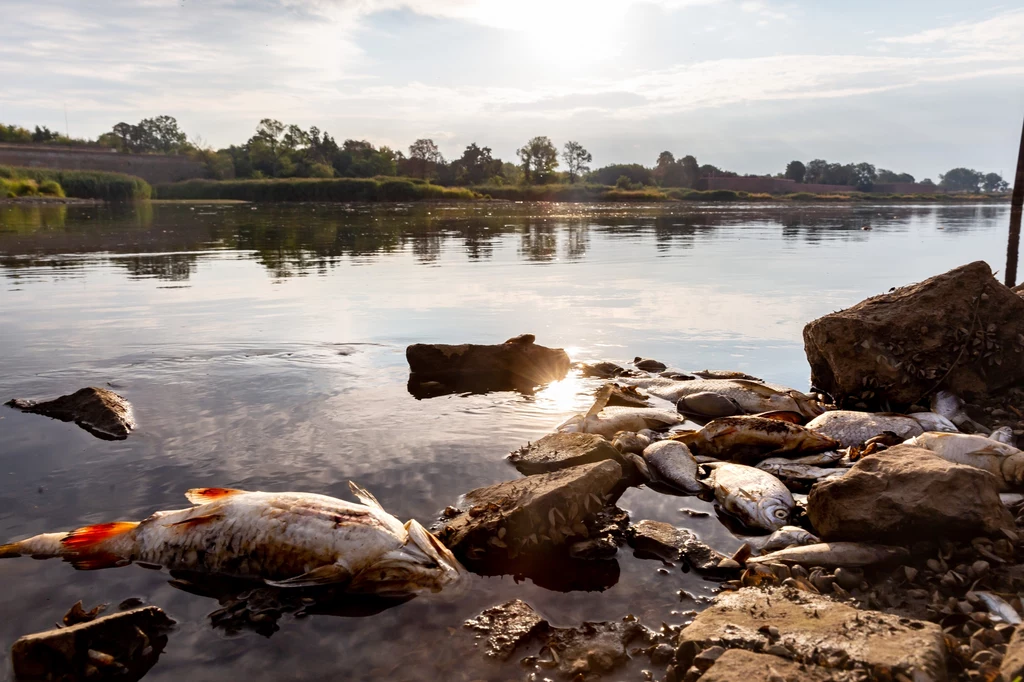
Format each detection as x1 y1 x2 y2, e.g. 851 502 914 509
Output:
880 8 1024 56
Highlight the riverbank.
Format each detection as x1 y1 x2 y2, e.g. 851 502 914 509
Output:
1 165 151 201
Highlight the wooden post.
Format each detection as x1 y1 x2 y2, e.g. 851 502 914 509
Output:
1006 113 1024 287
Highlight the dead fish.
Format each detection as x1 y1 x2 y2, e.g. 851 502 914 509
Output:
931 390 990 434
905 432 1024 489
908 412 959 433
677 416 838 464
754 410 806 424
743 526 819 555
706 463 794 532
755 461 847 483
974 591 1022 624
578 361 628 378
746 542 909 569
1000 493 1024 507
626 453 652 482
557 386 682 438
677 391 744 418
781 450 845 466
619 378 823 418
990 426 1017 445
805 410 923 448
691 370 763 381
0 484 465 596
602 383 650 408
612 431 650 454
642 440 702 494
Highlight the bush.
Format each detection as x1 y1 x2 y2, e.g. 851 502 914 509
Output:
0 165 150 200
39 179 65 197
152 177 477 202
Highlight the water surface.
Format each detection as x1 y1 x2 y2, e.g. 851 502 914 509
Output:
0 201 1014 681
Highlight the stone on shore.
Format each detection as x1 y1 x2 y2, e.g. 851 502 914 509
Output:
6 386 136 440
463 599 548 660
803 261 1024 407
675 586 946 681
807 444 1013 544
697 649 864 682
627 520 730 574
542 620 649 679
436 460 623 560
507 433 625 475
406 336 570 394
1002 626 1024 682
11 606 174 681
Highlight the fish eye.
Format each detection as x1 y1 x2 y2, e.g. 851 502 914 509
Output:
773 509 788 519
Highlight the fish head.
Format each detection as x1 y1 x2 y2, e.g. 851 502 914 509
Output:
556 414 585 433
786 391 826 419
799 429 840 452
1002 453 1024 487
349 520 467 597
755 496 792 532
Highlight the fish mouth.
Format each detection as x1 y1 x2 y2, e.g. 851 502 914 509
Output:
346 520 467 597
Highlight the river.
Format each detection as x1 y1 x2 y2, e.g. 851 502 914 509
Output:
0 201 1013 681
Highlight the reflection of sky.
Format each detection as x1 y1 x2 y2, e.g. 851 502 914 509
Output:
0 202 1015 680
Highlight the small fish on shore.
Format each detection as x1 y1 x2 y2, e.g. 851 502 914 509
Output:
674 415 838 464
705 463 794 532
745 542 909 569
642 440 703 494
904 432 1024 489
743 526 819 555
805 410 924 448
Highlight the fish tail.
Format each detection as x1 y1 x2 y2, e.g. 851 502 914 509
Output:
0 531 70 559
0 542 22 558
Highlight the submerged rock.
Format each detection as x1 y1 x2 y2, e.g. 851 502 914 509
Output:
540 620 649 679
11 606 174 681
698 649 864 682
464 599 548 660
436 460 623 561
507 433 624 475
807 444 1014 544
406 336 570 396
675 586 946 681
804 261 1024 407
627 520 729 574
6 386 136 440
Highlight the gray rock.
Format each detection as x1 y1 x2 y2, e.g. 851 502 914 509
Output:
627 520 729 574
699 649 865 682
676 587 946 681
507 433 624 475
634 357 667 372
406 337 570 394
7 387 135 440
541 620 649 678
463 599 547 660
807 444 1014 543
436 460 623 560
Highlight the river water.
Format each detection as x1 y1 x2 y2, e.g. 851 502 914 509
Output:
0 201 1013 681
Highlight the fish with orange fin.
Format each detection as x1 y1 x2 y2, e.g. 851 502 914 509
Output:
0 483 465 596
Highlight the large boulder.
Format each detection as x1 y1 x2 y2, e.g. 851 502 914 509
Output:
6 386 136 440
436 460 624 561
507 433 625 475
803 261 1024 406
807 444 1013 543
697 649 863 682
675 586 946 681
407 335 570 396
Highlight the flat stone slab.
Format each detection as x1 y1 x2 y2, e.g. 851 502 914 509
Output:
437 460 623 561
406 337 570 393
627 520 728 574
508 433 624 475
7 386 135 440
700 649 865 682
677 587 947 681
464 599 548 660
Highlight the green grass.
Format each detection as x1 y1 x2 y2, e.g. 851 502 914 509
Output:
153 177 477 202
0 165 150 200
0 177 66 198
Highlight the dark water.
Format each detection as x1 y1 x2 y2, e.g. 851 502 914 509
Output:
0 201 1013 681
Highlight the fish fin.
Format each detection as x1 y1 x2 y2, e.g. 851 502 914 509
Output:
348 481 385 511
61 522 139 552
0 543 22 558
168 513 225 529
184 487 246 504
585 384 614 418
265 564 350 588
68 553 127 571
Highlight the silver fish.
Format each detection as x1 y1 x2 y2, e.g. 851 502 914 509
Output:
908 412 959 433
677 392 743 418
744 526 819 555
784 450 845 466
0 484 465 596
677 416 838 463
618 378 823 418
746 542 909 569
974 591 1022 624
931 390 990 434
805 410 923 448
642 440 702 494
755 461 847 483
707 463 794 532
1000 493 1024 507
990 426 1017 445
905 432 1024 489
691 369 763 381
612 431 651 454
557 384 682 438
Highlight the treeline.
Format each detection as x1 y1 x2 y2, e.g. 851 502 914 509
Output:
0 115 1013 193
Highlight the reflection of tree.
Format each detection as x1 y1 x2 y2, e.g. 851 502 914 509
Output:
519 222 558 262
120 254 199 281
563 223 589 260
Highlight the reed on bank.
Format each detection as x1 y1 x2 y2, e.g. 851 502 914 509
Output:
154 177 477 202
0 165 150 200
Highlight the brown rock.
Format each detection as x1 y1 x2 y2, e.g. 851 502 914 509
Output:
542 620 648 678
626 520 729 574
1003 626 1024 682
7 387 135 440
406 337 570 394
808 445 1013 543
803 261 1024 406
463 599 547 660
677 587 946 681
507 433 624 475
700 649 865 682
11 606 174 681
436 460 623 560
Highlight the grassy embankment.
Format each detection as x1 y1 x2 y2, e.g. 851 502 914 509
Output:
0 165 151 201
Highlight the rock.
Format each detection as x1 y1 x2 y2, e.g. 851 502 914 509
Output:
568 536 619 560
676 586 946 681
807 444 1014 543
634 357 667 372
507 433 625 475
1001 626 1024 682
406 337 570 395
627 520 729 574
11 606 174 681
803 261 1024 407
541 620 648 678
464 599 548 660
579 361 631 378
603 382 650 408
698 649 864 682
436 460 624 561
6 387 135 440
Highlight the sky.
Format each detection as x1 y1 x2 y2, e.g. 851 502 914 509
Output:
1 0 1022 179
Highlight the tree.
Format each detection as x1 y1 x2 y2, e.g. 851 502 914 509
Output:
561 141 592 184
517 136 559 184
408 138 443 179
983 172 1009 193
784 160 805 183
31 125 57 143
851 162 876 192
939 168 983 193
451 143 501 185
877 169 915 184
920 178 936 188
590 164 652 186
804 159 828 184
